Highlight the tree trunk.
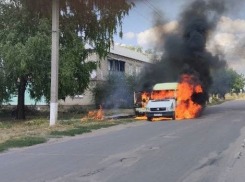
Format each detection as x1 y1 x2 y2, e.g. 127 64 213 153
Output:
16 77 27 120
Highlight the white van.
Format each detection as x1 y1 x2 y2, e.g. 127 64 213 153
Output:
146 82 178 121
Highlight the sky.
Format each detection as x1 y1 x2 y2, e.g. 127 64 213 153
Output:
114 0 245 74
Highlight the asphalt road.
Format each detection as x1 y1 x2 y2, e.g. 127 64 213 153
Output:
0 99 245 182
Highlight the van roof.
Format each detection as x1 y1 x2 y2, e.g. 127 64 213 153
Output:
153 82 178 91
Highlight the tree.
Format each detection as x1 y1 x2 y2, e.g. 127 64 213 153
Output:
0 0 134 119
211 68 245 98
118 44 143 53
145 49 154 55
0 66 11 104
231 72 245 94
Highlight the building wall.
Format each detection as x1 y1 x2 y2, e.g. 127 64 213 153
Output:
60 53 150 106
59 82 96 106
95 53 149 80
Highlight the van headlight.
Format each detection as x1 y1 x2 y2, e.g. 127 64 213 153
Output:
146 107 150 112
167 104 174 111
171 103 173 109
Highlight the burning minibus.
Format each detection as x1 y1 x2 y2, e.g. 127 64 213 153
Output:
146 82 178 121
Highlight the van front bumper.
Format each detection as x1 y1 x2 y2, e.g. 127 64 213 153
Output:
146 111 174 118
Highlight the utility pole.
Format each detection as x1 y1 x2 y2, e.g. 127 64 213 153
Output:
50 0 59 126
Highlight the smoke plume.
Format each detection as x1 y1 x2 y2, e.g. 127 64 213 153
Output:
139 0 229 106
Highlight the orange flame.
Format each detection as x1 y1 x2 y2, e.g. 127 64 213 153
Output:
175 74 203 120
82 105 104 120
135 116 147 120
151 90 175 100
141 92 150 108
96 105 104 120
152 117 173 121
135 92 150 120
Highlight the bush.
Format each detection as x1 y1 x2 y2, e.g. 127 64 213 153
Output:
92 74 138 109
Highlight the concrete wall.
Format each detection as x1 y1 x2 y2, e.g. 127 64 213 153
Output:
59 82 95 106
60 53 150 106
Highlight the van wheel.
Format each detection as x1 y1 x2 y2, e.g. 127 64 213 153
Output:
147 117 153 121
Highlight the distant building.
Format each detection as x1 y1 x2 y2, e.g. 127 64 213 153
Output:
60 45 152 106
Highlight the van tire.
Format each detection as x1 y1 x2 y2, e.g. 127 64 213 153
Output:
172 114 175 120
147 117 153 121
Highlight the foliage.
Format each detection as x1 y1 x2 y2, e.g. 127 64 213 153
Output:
231 73 245 94
145 49 154 55
211 68 245 98
92 74 139 109
117 44 144 53
0 137 47 152
117 44 155 56
0 67 10 103
0 0 134 119
15 0 135 58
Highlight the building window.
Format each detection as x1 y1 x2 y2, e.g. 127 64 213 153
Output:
90 70 97 80
108 59 125 72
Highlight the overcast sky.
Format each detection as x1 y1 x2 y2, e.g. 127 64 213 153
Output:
114 0 245 74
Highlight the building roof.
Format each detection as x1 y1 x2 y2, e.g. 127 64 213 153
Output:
153 82 178 91
109 45 151 63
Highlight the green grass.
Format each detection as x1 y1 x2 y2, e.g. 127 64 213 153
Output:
0 122 13 129
50 127 91 136
207 100 226 107
0 137 47 152
50 123 118 136
0 106 136 153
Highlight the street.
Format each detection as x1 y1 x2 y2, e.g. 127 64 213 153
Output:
0 99 245 182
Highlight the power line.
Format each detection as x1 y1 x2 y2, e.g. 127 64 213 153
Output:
143 0 161 13
141 0 164 20
133 8 154 24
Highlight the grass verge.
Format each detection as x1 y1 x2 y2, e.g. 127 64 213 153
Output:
207 100 226 107
0 137 47 152
50 123 118 136
0 117 135 153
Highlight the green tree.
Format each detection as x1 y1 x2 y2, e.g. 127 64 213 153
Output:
0 0 134 119
211 68 245 98
232 72 245 94
0 66 10 104
119 44 143 53
145 49 153 55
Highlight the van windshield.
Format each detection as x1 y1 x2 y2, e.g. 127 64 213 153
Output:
151 90 175 100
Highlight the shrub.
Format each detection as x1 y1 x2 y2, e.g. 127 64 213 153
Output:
92 74 138 109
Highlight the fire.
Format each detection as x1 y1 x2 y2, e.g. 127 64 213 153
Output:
152 117 173 121
82 105 104 120
96 105 104 120
175 74 203 120
135 116 172 121
135 92 150 120
151 90 175 100
135 116 147 120
141 92 150 108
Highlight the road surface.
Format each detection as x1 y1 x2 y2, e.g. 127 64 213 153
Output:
0 99 245 182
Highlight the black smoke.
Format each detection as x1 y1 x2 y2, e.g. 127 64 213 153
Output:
138 0 228 106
